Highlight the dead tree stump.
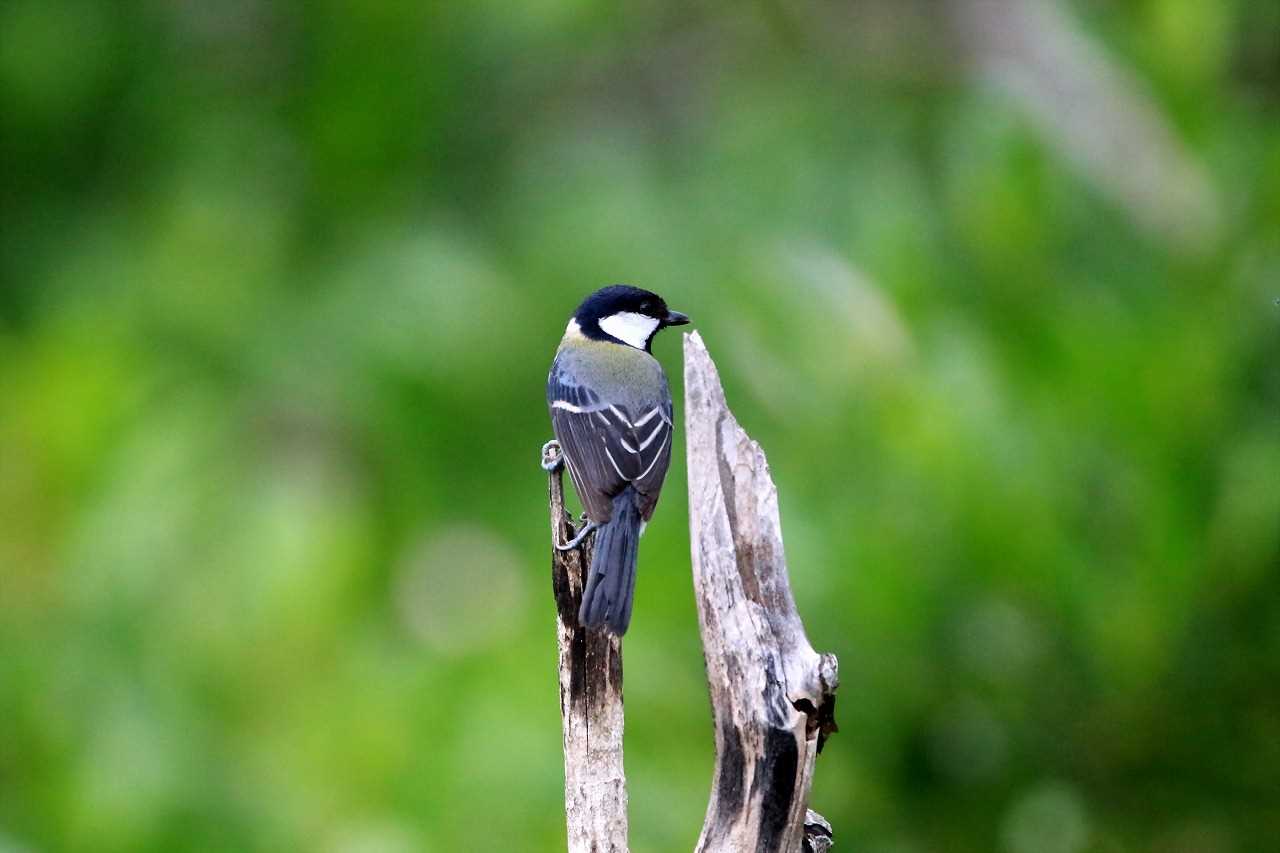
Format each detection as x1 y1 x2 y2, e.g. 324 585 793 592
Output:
683 331 839 853
544 440 628 853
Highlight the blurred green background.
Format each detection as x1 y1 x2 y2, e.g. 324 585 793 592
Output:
3 1 1279 851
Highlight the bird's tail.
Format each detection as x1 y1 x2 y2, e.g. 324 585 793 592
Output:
580 488 642 635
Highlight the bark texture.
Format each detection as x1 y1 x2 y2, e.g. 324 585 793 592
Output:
683 331 840 853
545 441 628 853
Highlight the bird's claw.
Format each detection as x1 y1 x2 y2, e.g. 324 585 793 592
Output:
555 521 597 551
544 439 594 549
541 439 563 471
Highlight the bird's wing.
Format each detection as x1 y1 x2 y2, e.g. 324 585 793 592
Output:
548 362 673 524
548 364 625 523
620 396 673 522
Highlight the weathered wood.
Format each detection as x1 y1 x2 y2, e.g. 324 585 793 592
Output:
544 440 628 853
683 331 839 853
803 809 835 853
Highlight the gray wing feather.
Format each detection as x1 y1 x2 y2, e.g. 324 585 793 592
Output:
548 357 674 523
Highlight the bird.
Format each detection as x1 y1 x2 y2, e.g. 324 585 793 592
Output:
546 285 690 635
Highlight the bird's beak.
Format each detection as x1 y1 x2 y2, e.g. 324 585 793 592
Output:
664 310 690 326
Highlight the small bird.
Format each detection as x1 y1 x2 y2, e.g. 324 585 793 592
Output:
547 285 690 635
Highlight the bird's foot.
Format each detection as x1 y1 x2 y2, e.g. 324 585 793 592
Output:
541 439 563 471
554 521 598 551
544 439 594 549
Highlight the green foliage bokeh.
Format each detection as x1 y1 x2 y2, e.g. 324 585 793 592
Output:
2 2 1278 852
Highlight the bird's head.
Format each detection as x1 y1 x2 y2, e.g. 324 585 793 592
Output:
568 285 690 351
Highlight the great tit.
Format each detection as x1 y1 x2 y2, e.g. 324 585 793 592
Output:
547 285 690 635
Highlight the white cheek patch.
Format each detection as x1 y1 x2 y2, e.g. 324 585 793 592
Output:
599 311 660 349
